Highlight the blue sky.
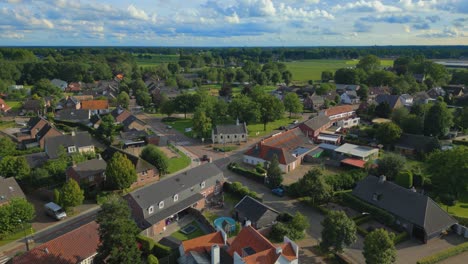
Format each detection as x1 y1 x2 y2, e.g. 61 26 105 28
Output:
0 0 467 46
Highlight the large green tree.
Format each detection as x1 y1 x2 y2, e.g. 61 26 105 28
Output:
258 94 285 131
363 229 396 264
31 78 62 97
0 137 16 157
0 198 35 236
228 95 260 124
174 93 198 119
117 91 130 109
95 195 141 264
376 154 406 180
424 101 453 137
141 145 169 175
283 92 303 117
375 102 392 118
376 122 402 146
192 107 212 138
97 114 116 143
297 168 332 205
357 55 381 72
0 156 30 180
55 179 84 211
266 155 283 188
105 152 137 190
320 210 357 253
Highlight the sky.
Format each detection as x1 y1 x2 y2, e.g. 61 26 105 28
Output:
0 0 467 46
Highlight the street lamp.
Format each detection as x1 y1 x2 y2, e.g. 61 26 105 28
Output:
18 219 29 251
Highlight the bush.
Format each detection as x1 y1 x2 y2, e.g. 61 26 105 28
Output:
453 215 468 226
356 226 369 237
270 222 289 242
255 164 267 174
153 242 171 258
228 163 266 183
326 170 366 191
277 212 294 223
147 254 159 264
416 241 468 264
393 232 409 244
353 215 372 225
136 235 155 254
223 182 262 201
339 192 395 225
395 170 413 188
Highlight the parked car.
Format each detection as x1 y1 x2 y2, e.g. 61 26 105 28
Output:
45 202 67 220
272 187 285 197
166 125 172 129
200 155 212 162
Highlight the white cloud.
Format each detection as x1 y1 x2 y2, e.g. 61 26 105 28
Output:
3 31 24 39
278 3 334 19
127 4 149 21
404 25 411 33
225 12 240 24
334 0 401 13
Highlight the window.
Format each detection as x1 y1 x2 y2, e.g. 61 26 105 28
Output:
148 206 154 214
227 135 230 139
242 135 245 138
173 194 179 202
220 135 223 139
190 187 194 192
159 201 164 209
68 146 76 153
88 175 94 182
200 181 206 189
234 135 237 138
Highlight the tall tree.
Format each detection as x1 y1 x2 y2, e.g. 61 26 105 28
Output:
376 154 406 180
283 92 303 117
55 179 84 211
282 70 292 85
258 94 285 131
320 211 357 253
117 91 130 109
297 168 332 205
228 95 260 124
0 137 16 157
391 107 409 127
174 93 197 119
0 156 30 180
160 99 175 117
424 101 453 137
105 152 137 190
321 70 334 81
357 55 381 72
363 229 396 264
141 145 169 175
97 114 116 143
266 155 283 188
192 107 212 138
95 195 141 264
0 198 35 236
375 102 392 118
376 122 402 146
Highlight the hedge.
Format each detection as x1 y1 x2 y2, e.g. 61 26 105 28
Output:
356 226 369 237
416 241 468 264
136 235 155 254
223 182 262 201
147 254 159 264
228 163 266 184
153 242 171 258
339 192 395 225
393 232 410 244
453 215 468 227
353 215 372 225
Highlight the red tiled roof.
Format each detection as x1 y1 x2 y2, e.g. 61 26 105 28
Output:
324 105 354 117
67 82 81 92
181 232 225 254
0 98 11 112
341 158 366 168
81 100 109 110
13 221 100 264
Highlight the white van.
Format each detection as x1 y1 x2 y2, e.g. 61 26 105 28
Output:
45 202 67 220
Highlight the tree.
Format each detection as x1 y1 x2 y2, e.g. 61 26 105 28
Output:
228 95 260 124
141 145 169 175
167 63 180 75
0 198 35 236
95 195 141 264
105 152 137 190
160 99 175 117
56 179 84 211
297 168 332 205
401 114 424 134
148 255 159 264
395 170 413 188
135 89 152 108
357 55 381 72
219 83 232 97
460 107 468 131
0 156 30 180
174 93 197 119
97 114 115 143
321 70 334 81
375 102 392 118
375 122 402 146
266 155 283 188
0 137 16 157
363 229 396 264
357 84 369 100
32 78 62 97
424 101 453 137
316 83 335 95
117 91 130 108
258 94 285 131
283 92 303 117
282 70 292 85
376 154 406 180
391 107 409 127
320 211 357 253
192 107 212 138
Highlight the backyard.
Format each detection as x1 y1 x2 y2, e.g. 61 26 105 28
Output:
444 192 468 218
167 144 192 174
170 221 205 241
5 100 22 111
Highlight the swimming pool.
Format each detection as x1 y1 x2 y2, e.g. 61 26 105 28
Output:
213 217 236 233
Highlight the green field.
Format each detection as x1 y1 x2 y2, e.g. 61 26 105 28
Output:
167 145 192 174
5 100 22 111
285 59 394 84
444 192 468 218
134 54 179 67
247 116 301 138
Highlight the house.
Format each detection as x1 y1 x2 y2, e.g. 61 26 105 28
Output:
368 86 390 100
119 130 149 149
54 109 91 125
244 128 317 173
73 95 94 101
66 158 107 187
9 84 24 90
56 96 81 110
101 147 159 188
395 133 440 157
413 92 431 105
413 73 426 83
66 82 82 93
178 224 299 264
12 221 100 264
340 90 360 105
334 143 379 168
212 119 248 144
427 87 446 99
304 95 324 110
336 84 360 92
299 115 332 139
353 176 457 243
44 131 96 159
81 99 109 115
234 196 280 229
375 94 403 110
35 124 63 149
0 177 26 206
51 78 68 91
22 99 44 114
400 94 413 106
0 98 11 113
319 105 360 128
111 107 132 123
443 85 465 97
122 115 147 132
125 163 224 236
89 114 102 129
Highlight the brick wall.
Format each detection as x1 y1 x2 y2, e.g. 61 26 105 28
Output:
131 169 159 188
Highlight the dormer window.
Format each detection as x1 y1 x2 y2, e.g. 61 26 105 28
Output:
201 181 206 189
68 146 77 153
372 193 382 201
159 201 164 209
148 206 154 214
173 194 179 202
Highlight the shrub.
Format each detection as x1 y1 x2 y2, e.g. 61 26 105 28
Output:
228 164 265 183
453 215 468 226
223 182 262 201
395 170 413 188
255 164 267 174
356 226 369 237
153 242 171 258
277 212 294 223
325 170 366 191
270 222 289 242
136 235 155 254
416 241 468 264
393 232 409 244
339 192 395 225
353 215 372 225
147 254 159 264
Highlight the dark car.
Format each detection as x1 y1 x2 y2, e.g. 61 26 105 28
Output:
272 187 285 197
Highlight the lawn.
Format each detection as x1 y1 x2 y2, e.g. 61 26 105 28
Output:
167 145 191 174
163 118 193 137
170 221 205 241
247 116 301 137
5 100 22 111
134 54 179 67
444 192 468 218
202 210 220 225
0 226 34 247
0 121 16 129
285 59 394 84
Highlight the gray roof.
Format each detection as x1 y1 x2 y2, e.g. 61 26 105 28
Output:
309 96 324 104
122 115 146 127
55 109 91 123
213 123 247 135
45 132 96 159
334 143 378 158
0 177 26 204
69 159 107 179
129 163 223 209
24 152 48 169
144 193 204 225
375 94 401 109
352 176 457 236
395 133 440 153
234 196 279 223
302 115 331 131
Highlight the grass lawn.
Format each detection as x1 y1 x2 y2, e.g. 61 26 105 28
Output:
170 221 205 241
0 226 34 247
247 116 300 138
5 100 22 111
444 192 468 218
0 121 16 129
223 192 241 206
167 145 191 174
285 59 394 84
203 210 220 225
163 118 194 137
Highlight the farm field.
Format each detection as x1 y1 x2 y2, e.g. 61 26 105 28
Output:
285 59 394 84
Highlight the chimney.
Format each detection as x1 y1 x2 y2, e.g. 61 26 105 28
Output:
378 175 386 184
211 244 220 264
71 131 76 137
97 154 102 160
245 220 251 227
275 247 283 255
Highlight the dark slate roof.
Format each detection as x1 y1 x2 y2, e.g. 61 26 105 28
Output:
55 109 90 123
24 152 48 169
129 163 224 209
27 116 44 128
122 115 146 127
101 146 156 174
213 123 247 135
69 159 107 179
120 130 149 140
23 99 42 110
45 132 96 159
0 177 26 203
375 94 401 109
144 193 204 225
395 133 440 153
234 196 279 223
352 176 457 236
36 124 60 139
302 115 331 131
